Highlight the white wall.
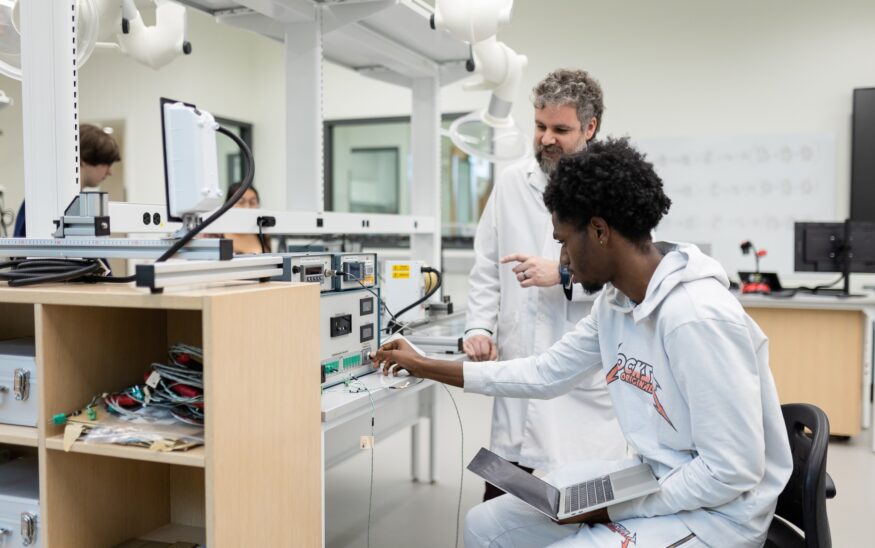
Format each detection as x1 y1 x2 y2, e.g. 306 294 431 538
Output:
522 0 875 217
2 0 875 228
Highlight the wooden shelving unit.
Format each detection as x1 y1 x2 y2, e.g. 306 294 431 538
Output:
0 424 39 448
0 282 321 547
44 436 206 468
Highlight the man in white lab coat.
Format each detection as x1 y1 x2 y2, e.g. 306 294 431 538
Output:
464 69 626 499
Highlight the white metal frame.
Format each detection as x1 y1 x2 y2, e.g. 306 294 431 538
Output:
19 1 468 273
108 202 437 235
20 2 81 238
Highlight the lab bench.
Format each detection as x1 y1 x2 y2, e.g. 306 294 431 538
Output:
738 293 875 445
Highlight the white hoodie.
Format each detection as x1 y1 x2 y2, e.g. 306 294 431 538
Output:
463 242 793 547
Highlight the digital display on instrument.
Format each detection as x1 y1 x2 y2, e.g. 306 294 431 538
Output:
304 265 323 276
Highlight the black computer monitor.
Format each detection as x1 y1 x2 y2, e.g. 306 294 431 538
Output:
794 220 875 296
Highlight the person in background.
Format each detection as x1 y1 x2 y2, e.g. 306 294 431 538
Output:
464 69 626 500
221 182 269 255
14 123 120 237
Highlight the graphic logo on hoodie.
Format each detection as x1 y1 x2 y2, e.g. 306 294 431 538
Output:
606 352 676 430
603 522 637 547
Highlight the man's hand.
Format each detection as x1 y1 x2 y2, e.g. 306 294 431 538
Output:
556 507 610 526
464 334 497 362
373 338 466 387
373 338 424 376
501 254 561 288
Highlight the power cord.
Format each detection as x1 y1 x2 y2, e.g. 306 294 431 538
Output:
257 216 275 254
390 267 442 334
356 347 464 548
346 378 376 548
380 363 463 548
439 383 464 548
0 257 140 287
0 258 101 287
767 274 849 298
156 125 254 262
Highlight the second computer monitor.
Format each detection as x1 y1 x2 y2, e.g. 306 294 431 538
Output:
794 221 875 273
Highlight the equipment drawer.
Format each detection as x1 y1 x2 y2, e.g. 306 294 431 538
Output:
0 339 38 427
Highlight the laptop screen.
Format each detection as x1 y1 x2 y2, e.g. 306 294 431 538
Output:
467 448 560 517
738 271 783 291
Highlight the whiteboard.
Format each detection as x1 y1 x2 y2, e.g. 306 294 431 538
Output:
633 134 836 278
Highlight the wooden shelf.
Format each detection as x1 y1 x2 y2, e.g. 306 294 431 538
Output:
140 523 206 544
0 424 38 447
45 436 205 468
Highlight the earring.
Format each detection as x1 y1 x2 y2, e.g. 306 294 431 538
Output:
600 240 605 245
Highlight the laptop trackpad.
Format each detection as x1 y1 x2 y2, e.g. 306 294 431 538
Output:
612 465 654 492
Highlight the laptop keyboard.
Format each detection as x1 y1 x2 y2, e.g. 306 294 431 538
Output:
564 475 614 514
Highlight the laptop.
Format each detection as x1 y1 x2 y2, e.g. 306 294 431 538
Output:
467 447 659 521
738 271 783 291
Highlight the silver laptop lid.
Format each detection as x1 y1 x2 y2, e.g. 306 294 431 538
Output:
467 447 560 517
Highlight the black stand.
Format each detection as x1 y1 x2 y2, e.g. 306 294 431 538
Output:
808 220 863 298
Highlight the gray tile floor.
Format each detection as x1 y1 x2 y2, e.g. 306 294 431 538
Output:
325 386 874 547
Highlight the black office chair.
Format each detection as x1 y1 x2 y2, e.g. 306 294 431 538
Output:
765 403 837 548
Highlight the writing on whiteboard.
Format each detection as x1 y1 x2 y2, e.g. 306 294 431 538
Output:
635 135 836 278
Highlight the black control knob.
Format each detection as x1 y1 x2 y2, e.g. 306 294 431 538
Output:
466 45 475 72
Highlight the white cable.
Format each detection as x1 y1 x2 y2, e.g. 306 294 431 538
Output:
347 378 377 548
439 383 464 548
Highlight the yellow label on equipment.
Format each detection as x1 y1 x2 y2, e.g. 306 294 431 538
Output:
392 265 411 279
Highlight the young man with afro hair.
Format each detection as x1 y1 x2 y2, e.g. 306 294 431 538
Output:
375 137 792 547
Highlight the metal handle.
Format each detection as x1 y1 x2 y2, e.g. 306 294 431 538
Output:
13 369 29 401
21 512 36 546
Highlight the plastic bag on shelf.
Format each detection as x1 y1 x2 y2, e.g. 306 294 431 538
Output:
57 342 205 453
64 404 203 453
